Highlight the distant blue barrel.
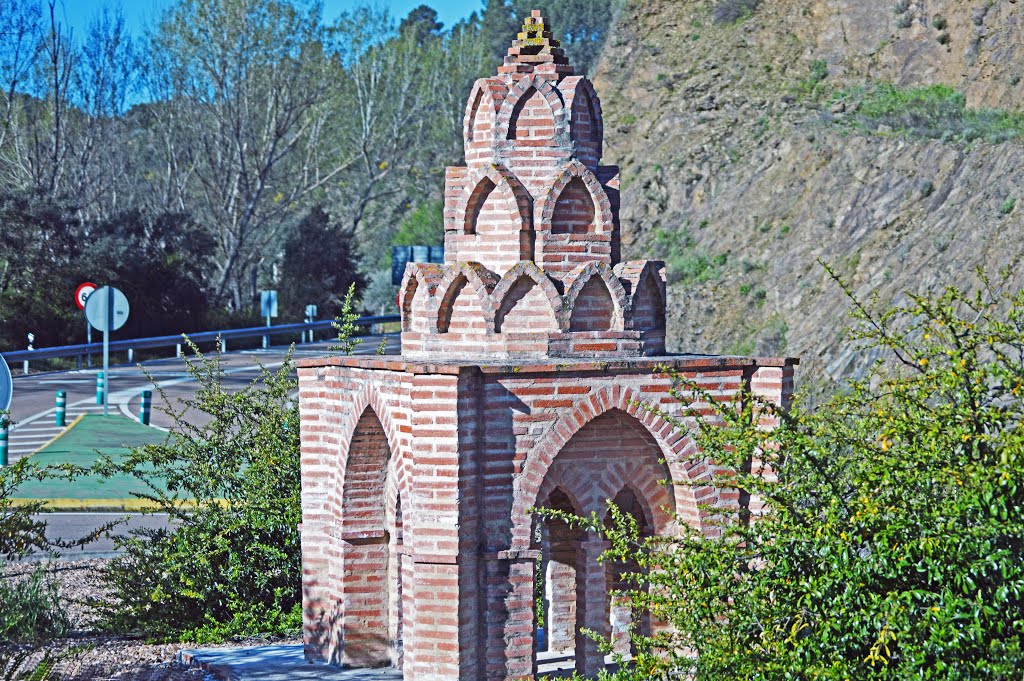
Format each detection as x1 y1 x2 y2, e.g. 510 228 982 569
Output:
96 372 105 405
140 390 152 426
0 418 8 467
55 390 67 427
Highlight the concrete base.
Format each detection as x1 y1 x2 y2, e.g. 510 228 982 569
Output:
178 645 402 681
178 645 618 680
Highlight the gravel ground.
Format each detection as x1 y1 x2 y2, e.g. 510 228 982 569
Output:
1 559 300 680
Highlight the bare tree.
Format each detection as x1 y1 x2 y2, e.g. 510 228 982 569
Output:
0 0 39 156
144 0 355 310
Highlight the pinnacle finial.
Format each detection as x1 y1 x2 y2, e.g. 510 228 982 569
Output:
498 9 574 76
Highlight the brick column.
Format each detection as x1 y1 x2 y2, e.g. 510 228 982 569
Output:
575 537 611 676
340 535 391 667
546 546 578 655
484 554 537 681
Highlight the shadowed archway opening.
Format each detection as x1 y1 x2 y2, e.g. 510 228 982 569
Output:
531 409 673 678
339 407 402 669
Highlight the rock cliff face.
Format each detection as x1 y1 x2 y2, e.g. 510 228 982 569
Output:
593 0 1024 380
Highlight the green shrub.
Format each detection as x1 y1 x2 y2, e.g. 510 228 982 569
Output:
1000 197 1017 215
932 15 948 30
840 83 1024 143
541 264 1024 678
96 346 302 642
797 59 829 97
0 566 70 643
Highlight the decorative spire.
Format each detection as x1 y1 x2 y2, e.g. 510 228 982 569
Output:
498 10 574 76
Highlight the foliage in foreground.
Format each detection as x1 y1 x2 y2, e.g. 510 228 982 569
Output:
0 566 71 644
0 439 70 645
546 267 1024 679
96 345 302 642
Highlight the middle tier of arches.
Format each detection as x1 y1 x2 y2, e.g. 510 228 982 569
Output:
400 259 667 359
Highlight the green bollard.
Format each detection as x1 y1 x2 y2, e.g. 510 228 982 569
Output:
0 418 8 467
96 372 105 405
55 390 67 427
140 390 152 426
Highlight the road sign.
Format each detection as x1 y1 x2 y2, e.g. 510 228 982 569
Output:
75 281 98 310
0 354 11 412
305 304 318 320
85 287 130 332
391 245 444 285
85 286 130 417
260 290 279 318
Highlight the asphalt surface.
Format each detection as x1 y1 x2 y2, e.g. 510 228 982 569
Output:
8 333 399 558
6 334 399 460
26 512 174 561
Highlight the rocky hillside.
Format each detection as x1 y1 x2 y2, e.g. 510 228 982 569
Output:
594 0 1024 381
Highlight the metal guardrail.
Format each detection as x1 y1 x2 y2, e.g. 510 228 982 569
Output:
1 314 400 372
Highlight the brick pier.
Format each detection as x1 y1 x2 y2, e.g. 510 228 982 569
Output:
298 11 795 680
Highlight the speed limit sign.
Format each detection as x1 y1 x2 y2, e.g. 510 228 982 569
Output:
75 282 98 310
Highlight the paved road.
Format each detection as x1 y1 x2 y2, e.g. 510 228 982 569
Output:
26 512 174 560
8 334 398 559
6 334 399 462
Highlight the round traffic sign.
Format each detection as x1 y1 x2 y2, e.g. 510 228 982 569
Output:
0 354 11 412
85 286 130 332
75 281 98 310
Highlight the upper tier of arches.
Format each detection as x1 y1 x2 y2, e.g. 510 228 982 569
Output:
463 74 604 165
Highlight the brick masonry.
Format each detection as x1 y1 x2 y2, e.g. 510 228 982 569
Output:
298 11 797 680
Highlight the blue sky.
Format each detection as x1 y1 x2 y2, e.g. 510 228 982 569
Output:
58 0 482 39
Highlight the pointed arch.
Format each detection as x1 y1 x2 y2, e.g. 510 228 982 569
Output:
463 78 505 147
567 78 604 155
551 177 596 235
512 386 711 550
560 261 628 331
496 74 568 143
399 263 444 332
492 262 563 333
536 160 614 234
507 86 554 141
337 405 395 667
466 87 484 142
629 262 667 332
341 407 391 535
436 262 498 333
454 164 532 238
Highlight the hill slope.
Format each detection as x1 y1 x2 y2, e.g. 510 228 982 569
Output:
594 0 1024 379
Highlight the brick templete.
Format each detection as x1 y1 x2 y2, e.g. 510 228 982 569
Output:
298 11 797 680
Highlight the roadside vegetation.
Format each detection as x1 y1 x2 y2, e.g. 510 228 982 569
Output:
542 265 1024 679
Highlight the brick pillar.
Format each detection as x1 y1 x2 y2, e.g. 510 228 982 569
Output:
484 554 537 681
410 560 462 681
340 536 391 667
609 592 631 656
575 537 611 676
546 546 578 655
577 536 606 675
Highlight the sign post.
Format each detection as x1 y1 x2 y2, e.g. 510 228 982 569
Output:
304 304 318 343
85 286 130 417
260 290 278 349
76 282 98 368
1 354 12 467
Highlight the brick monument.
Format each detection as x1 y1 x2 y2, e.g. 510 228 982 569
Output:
297 11 796 680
